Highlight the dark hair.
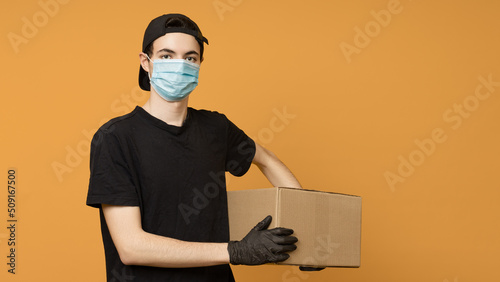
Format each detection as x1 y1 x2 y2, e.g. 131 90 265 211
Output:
144 17 204 59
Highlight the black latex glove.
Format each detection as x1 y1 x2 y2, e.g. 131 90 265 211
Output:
299 266 326 271
228 215 298 265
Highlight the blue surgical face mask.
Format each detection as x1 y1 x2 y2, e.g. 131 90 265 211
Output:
147 55 200 102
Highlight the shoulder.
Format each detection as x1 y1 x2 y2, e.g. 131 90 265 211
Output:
190 108 226 119
189 108 249 139
189 108 230 126
92 108 141 143
101 110 139 132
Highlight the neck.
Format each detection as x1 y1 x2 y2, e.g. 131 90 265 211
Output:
142 91 189 127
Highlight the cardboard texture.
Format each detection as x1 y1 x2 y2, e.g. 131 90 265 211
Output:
227 187 362 268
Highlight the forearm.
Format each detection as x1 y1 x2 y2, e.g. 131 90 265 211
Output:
121 231 229 268
258 156 301 188
102 205 230 268
254 144 302 188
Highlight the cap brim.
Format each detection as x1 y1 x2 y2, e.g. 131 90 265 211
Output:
139 65 150 91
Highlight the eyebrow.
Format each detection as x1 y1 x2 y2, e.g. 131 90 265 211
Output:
156 48 200 56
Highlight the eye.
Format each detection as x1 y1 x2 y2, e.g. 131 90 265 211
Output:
186 57 196 62
160 54 172 59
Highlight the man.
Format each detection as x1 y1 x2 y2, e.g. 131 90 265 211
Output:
87 13 302 281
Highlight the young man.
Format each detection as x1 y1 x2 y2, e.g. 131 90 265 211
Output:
86 14 302 281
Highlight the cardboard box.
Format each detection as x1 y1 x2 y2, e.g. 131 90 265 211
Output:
227 187 362 268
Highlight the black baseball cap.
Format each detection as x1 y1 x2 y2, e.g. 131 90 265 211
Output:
139 14 209 91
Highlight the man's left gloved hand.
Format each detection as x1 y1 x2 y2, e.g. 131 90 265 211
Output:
227 215 298 265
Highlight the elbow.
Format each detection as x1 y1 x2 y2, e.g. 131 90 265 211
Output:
116 242 142 266
118 248 136 266
119 254 135 266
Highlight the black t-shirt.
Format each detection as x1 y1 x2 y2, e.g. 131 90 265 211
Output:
86 106 256 282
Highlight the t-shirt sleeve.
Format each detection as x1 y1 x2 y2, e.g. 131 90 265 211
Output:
86 128 139 208
224 115 256 177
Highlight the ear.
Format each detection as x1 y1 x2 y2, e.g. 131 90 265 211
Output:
139 52 151 73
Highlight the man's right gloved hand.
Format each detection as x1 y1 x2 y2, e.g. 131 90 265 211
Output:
228 215 298 265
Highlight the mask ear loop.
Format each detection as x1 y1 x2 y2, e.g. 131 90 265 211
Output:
144 53 153 80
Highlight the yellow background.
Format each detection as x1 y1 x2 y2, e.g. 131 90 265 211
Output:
1 0 499 281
